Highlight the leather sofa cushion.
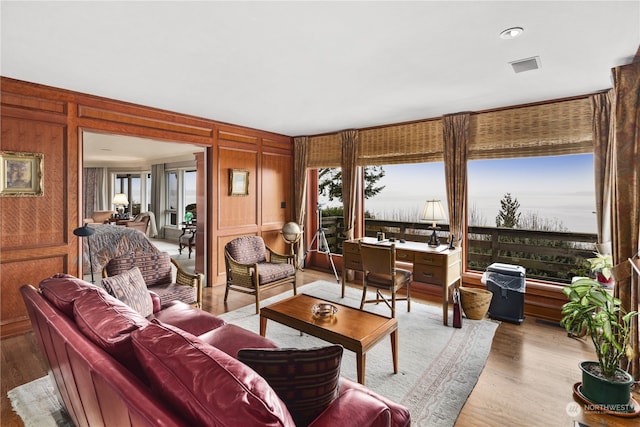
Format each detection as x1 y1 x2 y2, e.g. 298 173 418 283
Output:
149 300 225 336
102 267 154 317
39 273 98 317
238 346 343 427
74 288 149 378
131 322 295 427
198 324 277 357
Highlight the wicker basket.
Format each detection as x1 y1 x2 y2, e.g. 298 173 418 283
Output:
459 287 493 320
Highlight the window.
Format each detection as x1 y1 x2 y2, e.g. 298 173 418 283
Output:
467 154 597 282
166 171 178 226
165 168 197 227
113 173 145 215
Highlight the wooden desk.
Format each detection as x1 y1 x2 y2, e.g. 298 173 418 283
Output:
342 237 462 326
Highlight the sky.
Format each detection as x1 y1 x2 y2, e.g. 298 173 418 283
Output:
322 154 597 233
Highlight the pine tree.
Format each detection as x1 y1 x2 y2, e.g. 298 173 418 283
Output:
318 166 386 202
495 193 521 228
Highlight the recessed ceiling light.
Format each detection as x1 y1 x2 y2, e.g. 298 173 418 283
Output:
499 27 524 40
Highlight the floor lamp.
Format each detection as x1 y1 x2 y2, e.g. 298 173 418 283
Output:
74 223 96 283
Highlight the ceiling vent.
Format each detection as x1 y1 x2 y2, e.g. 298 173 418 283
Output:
510 56 541 73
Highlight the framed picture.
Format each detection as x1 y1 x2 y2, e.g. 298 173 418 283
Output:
229 169 249 196
0 151 44 197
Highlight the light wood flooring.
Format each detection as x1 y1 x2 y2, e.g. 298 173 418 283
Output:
2 269 639 426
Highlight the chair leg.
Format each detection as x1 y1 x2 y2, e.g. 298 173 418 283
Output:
255 286 261 314
406 282 411 312
224 283 230 302
391 290 397 318
360 284 367 310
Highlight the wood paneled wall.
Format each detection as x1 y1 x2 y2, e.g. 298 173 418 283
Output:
0 77 293 338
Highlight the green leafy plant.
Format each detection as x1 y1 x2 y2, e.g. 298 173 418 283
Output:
586 252 613 280
560 278 637 378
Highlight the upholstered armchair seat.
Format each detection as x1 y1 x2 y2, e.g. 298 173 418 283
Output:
103 251 203 308
224 235 297 313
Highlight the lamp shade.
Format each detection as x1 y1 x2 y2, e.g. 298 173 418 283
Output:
112 193 129 206
73 223 95 237
421 200 446 222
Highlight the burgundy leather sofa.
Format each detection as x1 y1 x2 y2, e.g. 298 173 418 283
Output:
21 274 411 427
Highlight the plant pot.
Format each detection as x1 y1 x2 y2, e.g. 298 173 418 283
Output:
596 272 613 287
579 361 634 411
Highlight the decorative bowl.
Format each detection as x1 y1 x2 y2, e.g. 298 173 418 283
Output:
312 303 338 319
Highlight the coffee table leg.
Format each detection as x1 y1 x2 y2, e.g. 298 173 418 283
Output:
356 353 366 385
391 330 398 374
260 315 267 336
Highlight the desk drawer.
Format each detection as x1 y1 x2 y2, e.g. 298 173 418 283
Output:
395 249 413 263
414 252 444 266
413 264 444 285
343 242 361 255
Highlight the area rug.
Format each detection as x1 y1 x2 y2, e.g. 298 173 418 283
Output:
220 280 499 427
7 376 73 427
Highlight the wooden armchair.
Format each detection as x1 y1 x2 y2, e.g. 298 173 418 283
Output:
224 236 297 314
103 251 203 308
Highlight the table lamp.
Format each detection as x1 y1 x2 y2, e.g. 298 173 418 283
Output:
73 223 96 283
421 200 446 247
112 193 129 218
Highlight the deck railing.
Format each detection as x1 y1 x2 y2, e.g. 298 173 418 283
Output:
319 217 598 284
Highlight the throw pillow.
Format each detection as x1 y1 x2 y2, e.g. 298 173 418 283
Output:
102 266 153 317
237 345 343 427
130 322 296 427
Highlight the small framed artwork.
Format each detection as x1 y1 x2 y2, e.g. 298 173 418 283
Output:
0 151 44 197
229 169 249 196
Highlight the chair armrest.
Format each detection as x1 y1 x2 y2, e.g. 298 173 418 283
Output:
170 258 203 308
308 388 390 427
224 250 259 289
266 246 294 264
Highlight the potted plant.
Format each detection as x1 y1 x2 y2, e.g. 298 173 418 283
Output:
586 252 614 286
560 278 638 412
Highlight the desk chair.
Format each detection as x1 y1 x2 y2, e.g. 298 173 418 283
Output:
359 242 412 318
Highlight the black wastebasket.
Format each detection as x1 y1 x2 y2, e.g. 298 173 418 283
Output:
482 263 526 324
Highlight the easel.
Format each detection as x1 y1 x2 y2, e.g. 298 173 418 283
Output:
304 204 340 283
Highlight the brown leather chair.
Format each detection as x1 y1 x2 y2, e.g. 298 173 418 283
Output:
359 241 412 318
224 236 297 314
121 214 150 234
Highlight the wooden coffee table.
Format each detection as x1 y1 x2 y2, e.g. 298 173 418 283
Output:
259 293 398 385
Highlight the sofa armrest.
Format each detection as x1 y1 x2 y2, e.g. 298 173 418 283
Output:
170 258 203 308
148 291 162 313
308 388 390 427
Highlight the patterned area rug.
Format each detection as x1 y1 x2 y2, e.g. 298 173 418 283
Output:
220 281 499 427
7 376 72 427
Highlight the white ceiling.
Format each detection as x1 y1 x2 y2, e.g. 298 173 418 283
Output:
2 1 639 140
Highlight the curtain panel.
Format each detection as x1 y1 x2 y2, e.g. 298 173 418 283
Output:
341 130 359 242
443 114 469 247
591 90 615 252
150 163 165 239
293 136 309 267
611 60 640 380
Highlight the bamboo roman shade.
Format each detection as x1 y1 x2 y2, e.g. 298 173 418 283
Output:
305 96 594 168
307 134 342 168
468 98 593 159
358 119 443 165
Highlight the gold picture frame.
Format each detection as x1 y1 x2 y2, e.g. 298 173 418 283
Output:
229 169 249 196
0 151 44 197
